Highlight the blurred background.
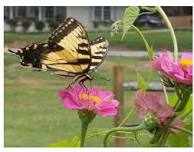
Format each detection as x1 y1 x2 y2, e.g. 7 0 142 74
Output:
4 6 192 32
4 6 192 147
4 6 192 50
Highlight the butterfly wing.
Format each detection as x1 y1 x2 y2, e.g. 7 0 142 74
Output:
41 17 91 75
89 37 108 72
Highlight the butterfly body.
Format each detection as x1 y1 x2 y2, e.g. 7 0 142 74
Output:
9 17 108 84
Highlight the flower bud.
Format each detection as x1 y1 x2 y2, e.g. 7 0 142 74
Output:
144 112 158 129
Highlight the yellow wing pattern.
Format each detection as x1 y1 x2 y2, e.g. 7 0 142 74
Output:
41 17 91 74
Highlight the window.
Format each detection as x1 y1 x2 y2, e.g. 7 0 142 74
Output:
55 7 66 22
45 7 54 20
4 6 10 19
93 6 112 21
18 6 27 18
94 7 102 21
104 7 111 20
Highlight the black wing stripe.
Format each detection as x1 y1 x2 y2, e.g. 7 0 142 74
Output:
78 49 90 55
79 43 89 47
46 58 91 65
68 58 91 65
94 51 106 55
90 62 101 66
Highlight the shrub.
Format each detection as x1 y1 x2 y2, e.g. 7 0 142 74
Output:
6 19 17 31
48 21 60 31
22 20 31 32
35 21 45 31
93 21 99 28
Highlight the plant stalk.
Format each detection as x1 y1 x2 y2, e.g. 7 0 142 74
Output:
156 6 178 61
80 121 89 147
103 122 148 147
170 125 192 135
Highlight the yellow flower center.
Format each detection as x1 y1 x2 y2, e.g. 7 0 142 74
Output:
80 93 101 104
180 59 192 67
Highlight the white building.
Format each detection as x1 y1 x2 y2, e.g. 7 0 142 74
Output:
4 6 126 32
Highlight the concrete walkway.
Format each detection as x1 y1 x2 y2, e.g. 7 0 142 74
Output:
107 50 160 57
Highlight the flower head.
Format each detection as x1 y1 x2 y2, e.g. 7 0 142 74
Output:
151 51 192 85
58 84 119 117
133 90 175 125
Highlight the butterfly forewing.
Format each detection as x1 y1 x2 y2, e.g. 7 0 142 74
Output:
42 17 91 74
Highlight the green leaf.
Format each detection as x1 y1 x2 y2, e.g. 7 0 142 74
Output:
167 133 191 147
122 6 140 39
111 20 123 37
48 136 80 147
168 92 178 106
136 72 148 91
147 45 154 60
136 68 152 91
147 68 153 84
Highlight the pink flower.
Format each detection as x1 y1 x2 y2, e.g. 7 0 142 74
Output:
58 84 119 117
133 90 175 125
151 51 192 85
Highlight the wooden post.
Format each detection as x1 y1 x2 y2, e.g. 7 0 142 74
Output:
113 65 125 147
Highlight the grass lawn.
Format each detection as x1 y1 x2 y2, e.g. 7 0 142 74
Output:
4 30 192 50
4 53 160 147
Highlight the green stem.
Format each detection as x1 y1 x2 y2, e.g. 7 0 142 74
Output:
118 107 136 127
78 110 96 147
150 127 164 144
156 6 178 61
175 88 191 112
150 115 176 145
103 122 148 147
80 121 89 147
169 125 192 135
160 76 169 104
131 25 153 60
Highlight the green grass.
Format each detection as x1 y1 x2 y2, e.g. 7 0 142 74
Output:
4 53 159 147
4 30 192 50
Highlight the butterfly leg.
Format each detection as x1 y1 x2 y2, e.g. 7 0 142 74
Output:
66 74 90 88
79 74 93 88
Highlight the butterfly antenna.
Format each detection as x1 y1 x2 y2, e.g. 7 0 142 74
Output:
8 48 19 54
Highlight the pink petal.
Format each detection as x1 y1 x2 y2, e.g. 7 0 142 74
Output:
181 53 192 60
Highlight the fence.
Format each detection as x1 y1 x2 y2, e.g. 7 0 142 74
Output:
169 15 192 29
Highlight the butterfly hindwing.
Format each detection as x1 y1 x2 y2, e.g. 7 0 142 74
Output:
89 37 108 72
